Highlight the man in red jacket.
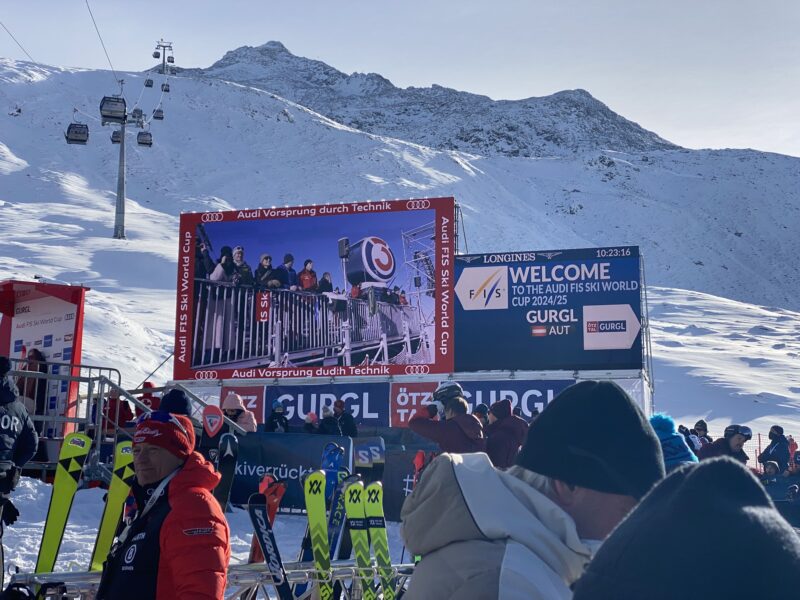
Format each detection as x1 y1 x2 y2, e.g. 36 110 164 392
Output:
97 411 230 599
408 382 485 454
485 399 529 468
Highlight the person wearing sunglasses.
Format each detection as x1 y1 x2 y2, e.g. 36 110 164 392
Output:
698 424 752 464
96 411 230 600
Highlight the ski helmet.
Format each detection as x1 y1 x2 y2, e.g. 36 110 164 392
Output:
433 381 464 404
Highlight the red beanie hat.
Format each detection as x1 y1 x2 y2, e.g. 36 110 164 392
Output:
134 411 195 460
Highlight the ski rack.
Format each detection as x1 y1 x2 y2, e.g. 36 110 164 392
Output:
8 560 416 599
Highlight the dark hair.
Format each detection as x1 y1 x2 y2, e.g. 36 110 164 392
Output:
304 259 313 268
27 349 48 373
218 246 234 276
446 397 468 415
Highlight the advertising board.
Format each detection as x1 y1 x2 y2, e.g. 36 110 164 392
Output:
174 198 456 381
0 280 88 435
388 379 574 427
454 247 643 372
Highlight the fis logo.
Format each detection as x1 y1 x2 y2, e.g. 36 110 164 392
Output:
455 267 508 310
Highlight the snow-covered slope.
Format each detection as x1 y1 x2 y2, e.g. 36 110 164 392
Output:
181 41 676 158
0 54 799 433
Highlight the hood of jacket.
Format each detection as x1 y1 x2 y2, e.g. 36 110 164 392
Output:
450 413 484 442
401 452 595 586
170 451 221 497
222 392 246 411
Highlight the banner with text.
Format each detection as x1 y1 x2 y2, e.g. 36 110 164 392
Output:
389 379 574 427
264 383 390 427
454 247 643 371
174 198 456 381
232 432 353 507
0 280 88 436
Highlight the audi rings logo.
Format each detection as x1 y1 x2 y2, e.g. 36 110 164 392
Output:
404 365 431 375
194 370 219 380
201 213 224 223
405 200 431 211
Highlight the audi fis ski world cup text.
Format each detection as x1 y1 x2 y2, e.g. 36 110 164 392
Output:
173 197 456 380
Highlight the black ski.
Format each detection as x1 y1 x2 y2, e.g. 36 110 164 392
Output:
212 433 238 510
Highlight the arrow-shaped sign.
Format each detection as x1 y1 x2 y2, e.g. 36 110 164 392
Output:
582 304 641 350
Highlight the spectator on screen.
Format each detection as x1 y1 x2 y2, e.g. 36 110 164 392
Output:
298 259 318 292
275 254 299 291
231 246 254 285
318 272 333 294
255 254 280 289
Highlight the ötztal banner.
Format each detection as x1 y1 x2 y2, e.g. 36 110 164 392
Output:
174 198 455 381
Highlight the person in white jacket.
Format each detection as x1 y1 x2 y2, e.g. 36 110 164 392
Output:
400 381 665 600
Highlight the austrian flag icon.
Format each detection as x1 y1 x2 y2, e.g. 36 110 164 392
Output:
531 326 547 337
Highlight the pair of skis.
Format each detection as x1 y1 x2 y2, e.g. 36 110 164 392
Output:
304 474 395 600
345 481 395 600
34 433 136 575
293 443 347 600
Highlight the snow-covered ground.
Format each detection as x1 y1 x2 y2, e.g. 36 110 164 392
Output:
4 477 404 581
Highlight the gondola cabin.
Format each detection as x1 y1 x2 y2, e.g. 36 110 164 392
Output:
137 131 153 147
99 96 127 125
65 123 89 145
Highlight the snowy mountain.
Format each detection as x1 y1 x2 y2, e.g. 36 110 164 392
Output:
0 50 799 433
181 41 676 158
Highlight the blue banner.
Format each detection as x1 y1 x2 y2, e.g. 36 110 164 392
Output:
454 247 643 371
264 383 390 427
232 432 353 507
459 379 574 419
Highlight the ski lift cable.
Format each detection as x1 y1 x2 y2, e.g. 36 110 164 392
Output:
0 19 37 63
131 80 146 111
73 106 101 123
84 0 126 99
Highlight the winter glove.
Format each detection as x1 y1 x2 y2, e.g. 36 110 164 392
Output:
425 402 440 419
0 464 19 495
1 499 19 526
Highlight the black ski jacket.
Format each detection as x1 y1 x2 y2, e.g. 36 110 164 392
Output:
335 411 358 438
265 412 290 433
0 376 38 475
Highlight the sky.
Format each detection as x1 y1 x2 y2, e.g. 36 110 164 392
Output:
2 0 798 157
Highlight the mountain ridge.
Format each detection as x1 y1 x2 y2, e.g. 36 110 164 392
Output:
179 41 677 158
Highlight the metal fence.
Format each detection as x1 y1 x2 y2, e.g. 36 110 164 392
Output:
192 281 423 368
4 359 245 482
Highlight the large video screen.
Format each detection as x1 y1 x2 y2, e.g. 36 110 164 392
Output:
454 247 643 371
173 198 456 380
